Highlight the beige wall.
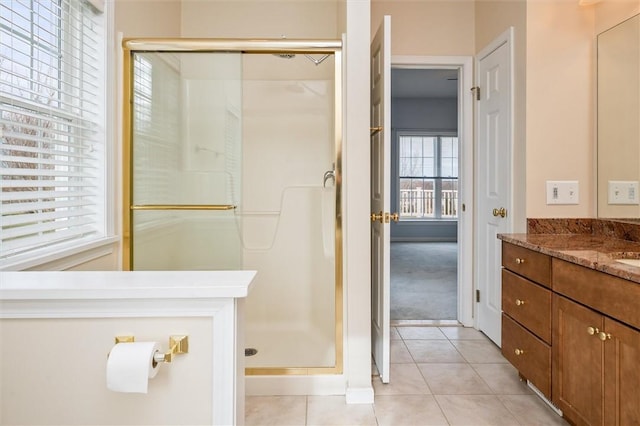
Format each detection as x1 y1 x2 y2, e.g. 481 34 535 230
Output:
595 0 640 34
115 0 182 37
371 1 475 55
1 317 214 425
180 0 339 38
525 1 595 218
525 0 639 219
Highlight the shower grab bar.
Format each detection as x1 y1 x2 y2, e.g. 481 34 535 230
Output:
131 204 236 211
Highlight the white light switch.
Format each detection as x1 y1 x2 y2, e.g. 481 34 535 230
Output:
608 181 639 205
546 181 579 205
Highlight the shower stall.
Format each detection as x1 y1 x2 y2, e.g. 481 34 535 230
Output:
122 39 343 376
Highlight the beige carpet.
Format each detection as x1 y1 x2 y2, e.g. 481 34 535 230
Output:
390 242 457 320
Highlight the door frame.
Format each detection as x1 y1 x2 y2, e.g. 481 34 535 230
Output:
391 55 474 327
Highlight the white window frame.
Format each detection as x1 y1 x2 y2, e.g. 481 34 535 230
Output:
396 131 459 221
0 0 117 270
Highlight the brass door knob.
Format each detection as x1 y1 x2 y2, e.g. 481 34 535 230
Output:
492 207 507 218
390 212 399 223
370 211 384 223
515 299 525 306
514 348 524 356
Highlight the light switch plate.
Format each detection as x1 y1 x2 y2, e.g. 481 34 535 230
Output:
546 181 579 205
608 181 639 205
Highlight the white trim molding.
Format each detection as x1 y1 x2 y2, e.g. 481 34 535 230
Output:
0 270 256 425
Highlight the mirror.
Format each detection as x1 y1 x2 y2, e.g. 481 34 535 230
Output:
597 14 640 218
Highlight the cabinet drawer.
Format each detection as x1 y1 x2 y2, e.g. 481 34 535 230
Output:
502 314 551 399
502 242 551 287
502 269 552 344
553 258 640 330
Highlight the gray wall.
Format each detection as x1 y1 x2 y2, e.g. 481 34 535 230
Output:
391 97 458 242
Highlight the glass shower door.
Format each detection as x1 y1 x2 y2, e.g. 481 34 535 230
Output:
125 41 343 375
129 52 243 270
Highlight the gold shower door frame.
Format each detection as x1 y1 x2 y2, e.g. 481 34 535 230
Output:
122 38 343 376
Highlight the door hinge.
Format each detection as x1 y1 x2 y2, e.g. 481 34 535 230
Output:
476 289 480 303
471 86 480 101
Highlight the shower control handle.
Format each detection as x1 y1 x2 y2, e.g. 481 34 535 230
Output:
323 169 335 188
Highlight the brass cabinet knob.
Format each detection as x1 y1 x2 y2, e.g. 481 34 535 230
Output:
515 258 525 265
515 299 525 306
597 331 612 341
514 348 524 356
587 326 599 336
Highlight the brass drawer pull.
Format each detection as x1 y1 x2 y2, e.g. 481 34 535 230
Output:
587 326 599 336
515 258 525 265
515 299 525 306
597 331 612 341
514 348 525 356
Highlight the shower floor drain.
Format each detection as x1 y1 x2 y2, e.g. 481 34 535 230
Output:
245 348 258 357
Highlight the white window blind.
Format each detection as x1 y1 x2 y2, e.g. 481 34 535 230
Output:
0 0 106 260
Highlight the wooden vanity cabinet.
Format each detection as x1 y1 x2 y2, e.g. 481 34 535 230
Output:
501 242 552 398
552 259 640 426
553 294 640 426
501 243 640 426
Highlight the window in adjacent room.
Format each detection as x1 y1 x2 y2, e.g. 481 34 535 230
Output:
398 133 458 220
0 0 110 267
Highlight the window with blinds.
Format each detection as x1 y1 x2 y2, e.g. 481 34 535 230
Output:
0 0 107 262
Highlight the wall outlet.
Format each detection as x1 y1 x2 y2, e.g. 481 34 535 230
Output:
546 181 579 205
608 181 639 205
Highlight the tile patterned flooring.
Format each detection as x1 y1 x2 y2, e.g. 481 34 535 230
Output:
245 326 569 425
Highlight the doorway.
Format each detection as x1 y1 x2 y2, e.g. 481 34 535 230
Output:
389 58 473 327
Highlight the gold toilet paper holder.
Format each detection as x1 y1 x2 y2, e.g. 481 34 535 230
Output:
115 335 189 364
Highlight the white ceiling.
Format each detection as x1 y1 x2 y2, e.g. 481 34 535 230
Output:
391 68 458 99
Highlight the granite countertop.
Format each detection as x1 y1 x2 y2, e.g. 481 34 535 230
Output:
498 232 640 284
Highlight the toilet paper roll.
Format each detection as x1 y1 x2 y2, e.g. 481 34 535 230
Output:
106 341 161 393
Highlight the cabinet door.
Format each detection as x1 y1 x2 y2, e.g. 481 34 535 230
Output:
553 295 605 426
604 317 640 425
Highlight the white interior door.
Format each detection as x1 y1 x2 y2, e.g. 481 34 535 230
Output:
371 15 391 383
475 28 513 346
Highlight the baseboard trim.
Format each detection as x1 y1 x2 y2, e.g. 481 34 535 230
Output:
391 319 460 327
345 387 374 404
390 237 457 242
